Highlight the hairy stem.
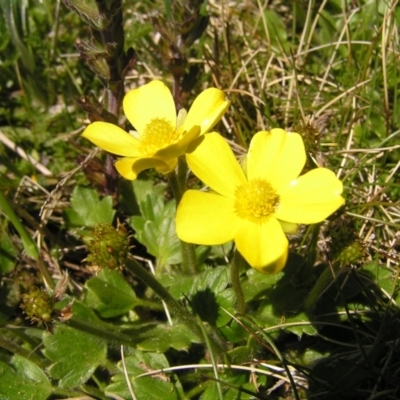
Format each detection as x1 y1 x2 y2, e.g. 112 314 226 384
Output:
168 162 198 274
231 250 247 315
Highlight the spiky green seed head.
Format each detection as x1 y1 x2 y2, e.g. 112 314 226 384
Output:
293 116 321 153
83 222 130 271
336 241 368 267
21 286 54 324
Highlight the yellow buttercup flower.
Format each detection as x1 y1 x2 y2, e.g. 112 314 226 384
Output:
82 80 230 180
176 129 345 274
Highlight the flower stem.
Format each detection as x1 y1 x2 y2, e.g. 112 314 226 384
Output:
168 161 198 274
180 240 198 275
231 250 247 315
168 158 186 204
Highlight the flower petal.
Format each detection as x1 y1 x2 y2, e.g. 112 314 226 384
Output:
176 190 238 244
115 156 173 180
182 88 230 134
82 121 142 157
235 218 288 274
123 80 177 135
155 126 201 160
186 133 247 199
115 158 138 180
247 129 306 189
279 221 299 234
276 168 345 223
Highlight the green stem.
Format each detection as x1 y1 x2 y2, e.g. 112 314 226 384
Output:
167 159 186 204
97 0 126 116
304 262 341 311
0 333 46 367
197 316 224 400
180 240 198 275
303 223 321 267
167 160 198 274
38 253 55 290
231 250 247 315
125 257 222 355
136 298 165 311
66 317 136 348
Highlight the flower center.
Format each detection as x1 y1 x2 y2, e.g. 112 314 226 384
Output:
234 179 280 224
140 118 179 153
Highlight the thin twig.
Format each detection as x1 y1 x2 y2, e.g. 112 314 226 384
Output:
0 130 52 176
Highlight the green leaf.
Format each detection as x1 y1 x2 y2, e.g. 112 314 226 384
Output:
242 267 281 303
0 355 52 400
137 323 195 352
132 179 166 219
220 320 249 343
106 351 184 400
85 269 138 318
263 9 289 51
257 301 316 336
363 261 399 305
130 182 181 267
0 12 10 52
200 369 259 400
62 0 107 29
43 321 107 388
63 186 115 228
189 266 235 327
0 192 39 259
0 219 18 273
158 273 195 299
191 266 230 294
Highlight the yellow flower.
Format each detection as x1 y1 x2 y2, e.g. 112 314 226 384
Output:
82 80 230 180
176 130 345 274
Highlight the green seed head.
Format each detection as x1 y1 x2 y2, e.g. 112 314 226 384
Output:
21 286 54 324
83 222 130 271
336 240 368 267
293 115 321 153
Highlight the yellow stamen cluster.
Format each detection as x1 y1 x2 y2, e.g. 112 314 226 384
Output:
234 179 280 224
140 118 179 153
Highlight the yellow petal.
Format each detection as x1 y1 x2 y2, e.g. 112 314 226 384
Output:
186 133 247 199
279 221 299 234
156 125 201 160
235 218 288 273
115 156 172 180
182 88 230 134
115 158 138 180
247 129 306 189
123 80 177 135
154 157 178 174
176 190 238 244
82 122 142 157
276 168 345 223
